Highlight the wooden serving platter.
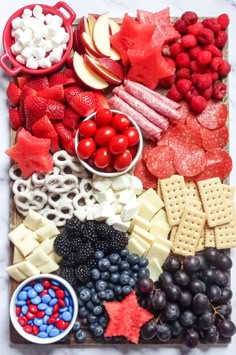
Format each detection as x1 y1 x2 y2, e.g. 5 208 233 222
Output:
8 16 231 346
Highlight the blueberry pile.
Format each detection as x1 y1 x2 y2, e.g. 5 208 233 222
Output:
54 217 128 286
77 248 150 339
137 248 235 348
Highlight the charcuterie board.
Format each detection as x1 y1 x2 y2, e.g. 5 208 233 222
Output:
6 9 234 348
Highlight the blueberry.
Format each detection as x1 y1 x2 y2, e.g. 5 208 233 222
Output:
120 248 129 258
86 281 94 289
129 277 136 287
138 268 150 278
95 251 104 260
139 257 149 268
107 283 115 290
79 288 91 302
91 293 100 305
109 265 119 273
95 280 108 292
82 318 88 325
109 253 121 264
128 253 140 265
99 315 108 328
122 285 132 295
93 305 103 316
101 271 110 281
106 289 115 300
98 258 111 271
122 270 133 275
119 274 130 285
98 290 107 300
86 301 95 311
87 313 98 324
114 285 122 296
93 325 104 337
131 264 139 272
119 261 130 271
91 268 100 281
75 329 87 343
79 306 88 318
110 273 120 283
89 322 99 332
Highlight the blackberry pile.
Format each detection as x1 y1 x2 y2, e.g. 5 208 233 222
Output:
77 249 150 339
54 217 128 286
137 248 236 348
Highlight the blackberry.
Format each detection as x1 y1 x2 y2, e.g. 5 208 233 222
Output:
96 240 110 254
96 222 117 240
81 221 98 242
109 233 128 252
71 237 83 251
75 242 95 263
86 257 97 269
60 267 76 286
75 264 91 283
54 233 71 257
65 216 82 238
61 253 78 267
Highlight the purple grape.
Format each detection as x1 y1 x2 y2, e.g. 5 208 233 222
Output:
174 270 190 287
137 277 154 294
216 254 232 271
163 256 181 273
179 290 192 309
204 325 219 343
218 319 236 338
141 321 158 340
192 293 209 315
198 311 215 330
184 328 199 348
183 256 201 273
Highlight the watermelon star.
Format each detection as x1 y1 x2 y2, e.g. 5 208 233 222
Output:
104 291 154 344
5 128 53 178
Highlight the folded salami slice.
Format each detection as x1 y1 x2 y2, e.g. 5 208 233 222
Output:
112 86 169 131
108 95 162 141
124 80 182 121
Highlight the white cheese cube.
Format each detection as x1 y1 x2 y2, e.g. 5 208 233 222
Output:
96 188 116 204
120 200 140 222
138 188 164 211
9 224 39 257
132 225 156 244
118 190 135 205
13 247 25 264
92 175 112 191
129 234 150 255
128 237 146 256
148 258 163 282
94 201 112 221
17 260 40 277
149 221 171 239
111 215 130 232
129 175 143 195
151 209 169 225
146 242 170 266
128 215 151 233
35 222 59 242
6 264 26 282
49 251 62 264
27 251 59 273
112 201 123 215
139 200 158 221
111 174 130 191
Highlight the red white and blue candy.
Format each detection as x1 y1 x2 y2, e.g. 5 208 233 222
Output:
15 278 74 338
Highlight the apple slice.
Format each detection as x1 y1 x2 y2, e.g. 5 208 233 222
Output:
87 14 97 36
81 32 103 57
93 12 111 57
84 54 122 85
109 19 120 35
73 52 109 90
110 47 121 61
97 57 124 80
73 17 90 54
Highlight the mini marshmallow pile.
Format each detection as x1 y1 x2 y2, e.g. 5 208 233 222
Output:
10 5 69 69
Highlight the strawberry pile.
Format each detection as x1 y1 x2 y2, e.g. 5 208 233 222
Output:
158 11 230 113
6 66 109 156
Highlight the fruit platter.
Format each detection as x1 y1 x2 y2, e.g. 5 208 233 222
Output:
1 1 236 349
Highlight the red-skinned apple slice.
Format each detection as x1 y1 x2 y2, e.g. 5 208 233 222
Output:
87 14 97 36
109 19 120 35
84 54 122 85
73 52 109 90
73 17 90 54
93 12 111 57
110 47 121 61
81 32 103 57
97 57 124 80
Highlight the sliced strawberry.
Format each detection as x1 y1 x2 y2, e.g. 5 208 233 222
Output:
94 92 109 110
61 138 76 156
45 100 65 120
64 69 78 85
32 115 60 153
7 82 22 107
63 107 80 129
37 85 65 102
25 76 49 91
19 87 37 127
64 85 84 103
17 75 30 89
24 96 49 130
9 108 21 130
49 69 78 87
54 122 74 142
69 92 96 117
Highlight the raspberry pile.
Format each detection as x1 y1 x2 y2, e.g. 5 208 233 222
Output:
160 11 230 113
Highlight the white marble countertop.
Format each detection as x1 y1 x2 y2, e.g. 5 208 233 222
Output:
0 0 236 354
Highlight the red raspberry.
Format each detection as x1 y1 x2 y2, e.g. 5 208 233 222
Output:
175 52 190 68
167 85 183 102
181 34 197 48
215 31 228 48
218 60 231 76
174 19 188 35
202 18 221 33
196 28 214 45
201 85 213 100
170 42 183 57
191 73 200 86
181 11 198 26
176 68 191 80
165 57 176 70
189 46 202 60
204 44 223 57
176 79 192 95
210 57 224 72
217 14 229 30
158 75 175 89
195 73 213 90
211 71 219 81
190 60 207 74
187 22 204 36
185 86 199 102
212 82 227 100
190 95 207 113
197 50 212 65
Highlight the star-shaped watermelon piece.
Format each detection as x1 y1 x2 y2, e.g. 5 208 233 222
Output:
6 128 53 178
104 291 154 344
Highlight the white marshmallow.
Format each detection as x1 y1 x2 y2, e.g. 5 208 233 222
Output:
129 175 143 195
49 49 62 64
22 9 32 19
12 17 22 30
120 200 141 222
11 42 23 55
96 188 116 204
14 28 24 40
51 15 63 27
73 206 87 222
111 174 130 191
33 31 44 42
44 40 53 52
92 176 112 191
38 57 52 68
118 190 136 205
33 47 46 60
26 56 39 69
21 46 33 59
16 54 26 65
18 29 33 47
32 5 43 18
112 201 123 215
94 201 112 221
45 14 53 25
112 215 130 233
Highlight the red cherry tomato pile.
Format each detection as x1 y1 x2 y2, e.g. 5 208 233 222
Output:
76 109 140 172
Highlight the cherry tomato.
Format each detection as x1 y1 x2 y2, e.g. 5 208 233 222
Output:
123 127 140 147
95 126 116 146
77 138 96 160
111 113 130 131
95 108 112 126
108 134 128 155
79 120 97 137
94 147 111 168
114 150 132 171
129 145 138 158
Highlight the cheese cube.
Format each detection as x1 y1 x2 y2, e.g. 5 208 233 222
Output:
17 260 40 277
23 209 48 231
112 201 123 214
94 201 113 221
139 200 158 221
35 222 59 241
151 209 169 225
148 258 163 282
13 247 25 264
118 190 135 205
128 237 146 256
9 224 39 257
154 235 172 250
149 221 171 239
146 242 170 266
49 251 62 264
128 215 151 233
6 265 27 282
92 175 112 191
33 237 56 255
111 215 130 232
111 174 130 191
129 234 150 255
129 175 143 195
132 225 156 244
96 188 116 204
138 188 164 211
120 200 140 222
27 251 59 273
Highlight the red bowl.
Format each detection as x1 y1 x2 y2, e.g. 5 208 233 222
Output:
0 2 76 76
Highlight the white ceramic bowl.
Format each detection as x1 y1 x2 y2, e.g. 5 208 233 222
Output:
74 109 143 178
10 274 78 344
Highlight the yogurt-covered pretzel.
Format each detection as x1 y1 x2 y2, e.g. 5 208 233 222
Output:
45 174 78 193
48 188 79 208
9 164 22 181
41 199 74 227
12 179 32 194
31 167 60 186
14 190 47 212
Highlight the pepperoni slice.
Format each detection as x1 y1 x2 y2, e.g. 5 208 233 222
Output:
142 140 157 161
157 124 175 146
168 124 202 150
200 125 229 151
193 148 232 181
196 100 228 130
146 145 176 179
173 143 206 177
133 159 157 189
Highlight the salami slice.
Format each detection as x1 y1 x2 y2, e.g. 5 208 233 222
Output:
196 100 228 130
173 143 206 177
193 148 232 182
134 159 157 189
168 124 202 150
142 140 157 161
200 125 229 151
146 145 176 179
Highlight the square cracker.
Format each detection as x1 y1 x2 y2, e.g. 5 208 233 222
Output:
196 231 205 252
186 199 202 212
172 207 206 256
204 224 215 248
197 178 233 228
159 175 186 226
215 217 236 249
169 226 177 243
222 184 235 200
185 181 201 201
